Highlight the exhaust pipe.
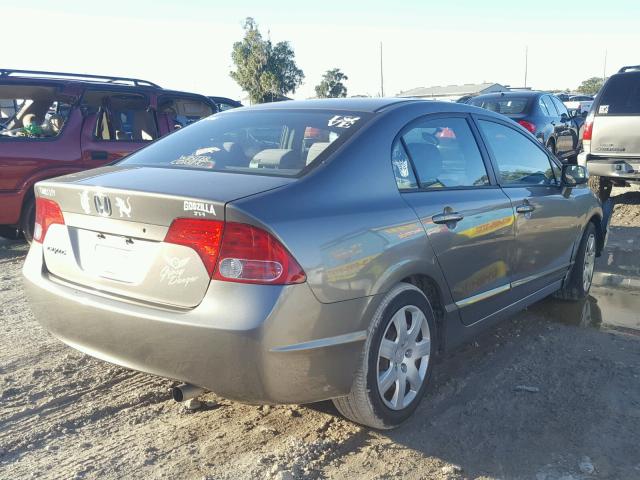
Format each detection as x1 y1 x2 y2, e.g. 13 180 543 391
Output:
171 383 205 402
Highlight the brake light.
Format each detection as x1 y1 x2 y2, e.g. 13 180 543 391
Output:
517 120 536 133
164 218 224 275
34 197 65 243
213 222 306 285
583 111 595 141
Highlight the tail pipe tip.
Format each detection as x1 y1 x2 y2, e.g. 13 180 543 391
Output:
171 383 206 402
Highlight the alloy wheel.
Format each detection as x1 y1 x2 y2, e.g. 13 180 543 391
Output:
376 305 431 410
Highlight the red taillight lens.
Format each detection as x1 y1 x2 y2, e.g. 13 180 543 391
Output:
34 197 65 243
164 218 224 275
213 222 306 285
517 120 536 133
583 112 595 141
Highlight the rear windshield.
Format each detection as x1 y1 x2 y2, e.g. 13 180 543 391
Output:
598 73 640 115
468 97 530 115
119 109 370 176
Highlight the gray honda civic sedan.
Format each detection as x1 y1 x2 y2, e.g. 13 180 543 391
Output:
23 98 604 429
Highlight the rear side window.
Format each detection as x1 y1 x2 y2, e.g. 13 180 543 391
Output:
158 95 214 130
478 120 556 186
119 110 370 177
393 117 489 189
468 97 529 115
598 73 640 115
550 96 569 116
541 96 557 116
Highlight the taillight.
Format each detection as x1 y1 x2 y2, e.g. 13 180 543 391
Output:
164 219 306 285
213 222 306 285
34 197 65 243
164 218 224 275
517 120 536 134
583 111 595 141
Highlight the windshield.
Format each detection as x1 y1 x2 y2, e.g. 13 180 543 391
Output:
119 109 370 176
469 97 530 115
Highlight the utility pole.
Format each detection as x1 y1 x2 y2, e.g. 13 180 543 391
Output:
380 41 384 97
524 46 528 88
603 49 608 82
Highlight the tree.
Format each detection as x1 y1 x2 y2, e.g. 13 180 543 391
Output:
577 77 605 96
315 68 348 98
230 18 304 104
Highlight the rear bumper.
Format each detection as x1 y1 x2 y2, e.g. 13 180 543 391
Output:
23 243 374 404
579 153 640 181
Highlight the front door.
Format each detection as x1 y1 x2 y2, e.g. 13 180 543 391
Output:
394 115 516 326
475 117 579 296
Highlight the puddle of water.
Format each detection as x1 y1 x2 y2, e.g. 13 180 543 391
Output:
531 286 640 335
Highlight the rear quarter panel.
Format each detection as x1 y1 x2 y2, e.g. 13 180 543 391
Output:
227 104 454 306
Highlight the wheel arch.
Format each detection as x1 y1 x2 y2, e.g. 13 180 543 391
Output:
588 213 605 256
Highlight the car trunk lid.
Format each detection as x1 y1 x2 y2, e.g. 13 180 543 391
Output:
35 166 292 308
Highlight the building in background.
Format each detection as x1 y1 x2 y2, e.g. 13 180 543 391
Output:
396 82 508 102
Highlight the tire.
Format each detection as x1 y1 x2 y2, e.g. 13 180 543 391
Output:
20 196 36 244
332 283 437 429
588 175 612 202
555 222 597 301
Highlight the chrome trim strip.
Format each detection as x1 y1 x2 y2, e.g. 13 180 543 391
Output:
454 283 511 309
63 212 168 241
511 264 571 289
270 331 367 353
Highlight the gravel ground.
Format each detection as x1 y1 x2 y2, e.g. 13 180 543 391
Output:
1 190 640 480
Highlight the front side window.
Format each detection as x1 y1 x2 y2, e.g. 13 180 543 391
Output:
542 96 557 116
119 110 370 177
393 117 489 189
158 96 214 130
550 96 569 116
0 85 73 139
478 120 556 186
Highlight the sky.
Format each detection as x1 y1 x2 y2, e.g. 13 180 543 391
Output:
3 0 639 101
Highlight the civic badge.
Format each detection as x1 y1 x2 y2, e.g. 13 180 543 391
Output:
93 194 112 217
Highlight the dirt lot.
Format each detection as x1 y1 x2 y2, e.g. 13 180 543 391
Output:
2 190 640 480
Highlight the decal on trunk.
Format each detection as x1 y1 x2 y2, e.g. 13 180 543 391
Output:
183 200 216 217
115 197 132 218
160 256 198 287
79 190 91 214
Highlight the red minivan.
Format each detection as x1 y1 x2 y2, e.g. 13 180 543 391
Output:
0 69 216 241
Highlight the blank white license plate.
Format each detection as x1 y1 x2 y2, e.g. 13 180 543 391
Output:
94 244 134 281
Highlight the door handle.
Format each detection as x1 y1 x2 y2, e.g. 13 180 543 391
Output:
516 204 535 214
432 212 464 224
90 150 109 161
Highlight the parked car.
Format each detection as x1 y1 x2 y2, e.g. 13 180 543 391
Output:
579 66 640 201
564 95 594 116
23 98 605 429
208 96 243 112
0 69 216 241
468 91 584 161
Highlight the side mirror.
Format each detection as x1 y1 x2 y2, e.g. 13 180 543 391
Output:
561 164 588 187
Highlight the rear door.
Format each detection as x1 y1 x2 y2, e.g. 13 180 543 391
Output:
396 114 516 326
80 91 158 166
475 117 579 297
591 72 640 159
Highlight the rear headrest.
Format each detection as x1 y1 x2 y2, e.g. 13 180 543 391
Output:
405 142 443 180
306 142 331 165
250 149 295 169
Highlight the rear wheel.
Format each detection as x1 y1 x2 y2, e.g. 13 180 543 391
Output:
20 197 36 243
588 175 612 202
332 283 436 429
555 222 597 301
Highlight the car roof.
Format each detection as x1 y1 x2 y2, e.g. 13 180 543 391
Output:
244 97 420 113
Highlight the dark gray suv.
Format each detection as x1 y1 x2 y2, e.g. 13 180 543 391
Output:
23 98 604 429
